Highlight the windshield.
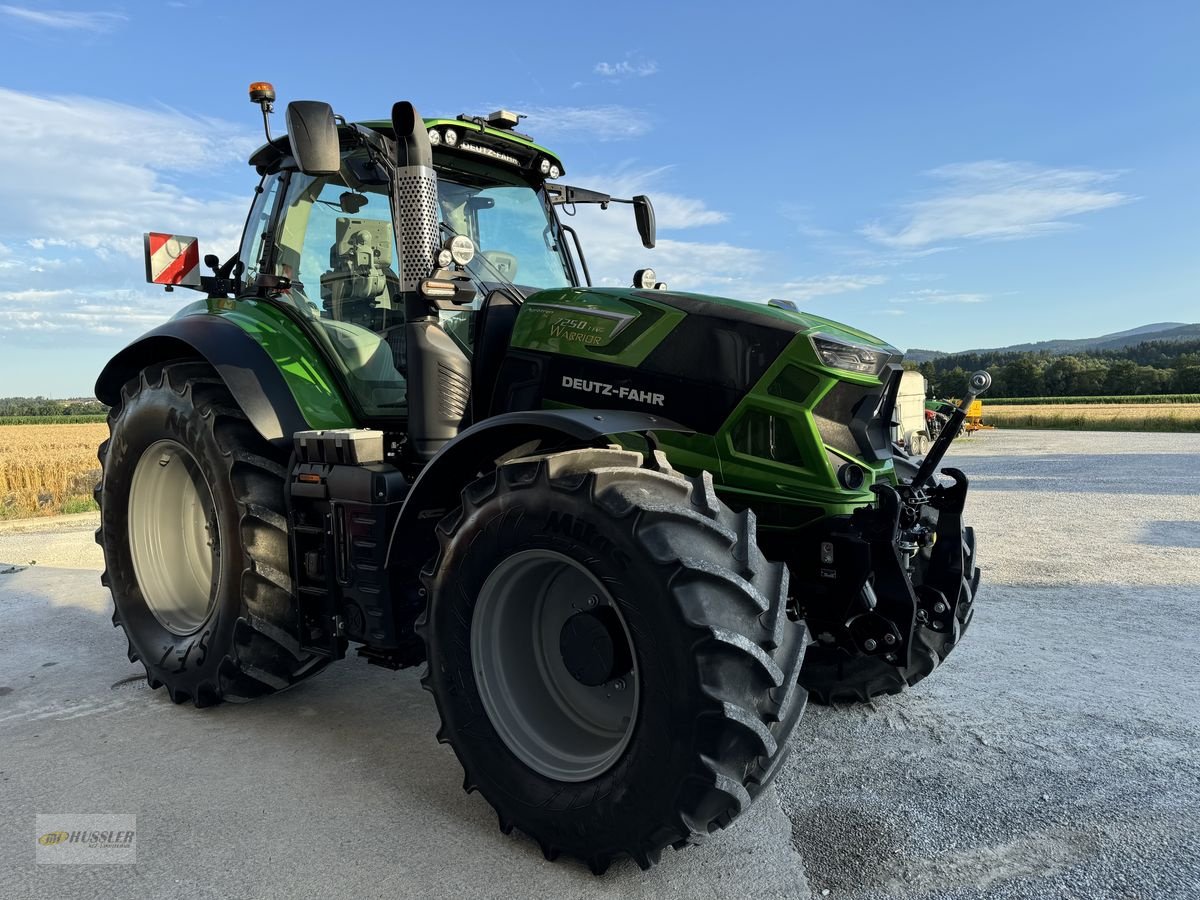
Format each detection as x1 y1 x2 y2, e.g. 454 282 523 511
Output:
436 178 572 292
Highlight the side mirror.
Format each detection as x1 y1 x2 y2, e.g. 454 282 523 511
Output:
285 101 340 175
633 194 656 249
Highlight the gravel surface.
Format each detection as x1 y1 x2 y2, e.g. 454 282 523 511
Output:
777 430 1200 899
1 430 1197 898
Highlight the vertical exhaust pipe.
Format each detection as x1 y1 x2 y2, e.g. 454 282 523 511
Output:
390 101 439 318
390 101 471 460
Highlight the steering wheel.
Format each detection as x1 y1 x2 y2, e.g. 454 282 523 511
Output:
481 250 519 282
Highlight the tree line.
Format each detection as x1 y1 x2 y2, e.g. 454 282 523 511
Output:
0 397 109 417
907 338 1200 399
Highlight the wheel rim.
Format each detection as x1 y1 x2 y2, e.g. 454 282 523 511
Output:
128 439 220 635
470 549 639 782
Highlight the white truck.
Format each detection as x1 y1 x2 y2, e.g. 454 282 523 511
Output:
894 370 933 454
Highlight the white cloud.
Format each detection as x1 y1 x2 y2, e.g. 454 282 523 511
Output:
560 168 885 305
888 289 989 305
0 88 256 351
0 5 125 31
0 287 180 336
862 160 1131 249
571 167 727 229
514 105 651 141
774 274 887 302
594 58 659 79
0 88 253 258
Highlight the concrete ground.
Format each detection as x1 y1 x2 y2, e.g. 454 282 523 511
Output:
1 431 1197 899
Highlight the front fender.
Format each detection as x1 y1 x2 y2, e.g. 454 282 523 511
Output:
386 408 693 570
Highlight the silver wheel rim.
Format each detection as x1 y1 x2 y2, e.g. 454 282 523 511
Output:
128 439 219 635
470 549 639 782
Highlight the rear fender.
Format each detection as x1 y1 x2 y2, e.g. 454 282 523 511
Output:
95 313 354 449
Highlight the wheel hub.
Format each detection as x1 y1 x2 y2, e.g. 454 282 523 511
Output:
470 549 639 782
127 439 219 635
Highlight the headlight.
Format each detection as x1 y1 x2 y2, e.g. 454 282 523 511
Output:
810 334 893 377
443 128 459 147
427 128 441 146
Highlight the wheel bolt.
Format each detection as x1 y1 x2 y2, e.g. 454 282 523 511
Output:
934 601 947 613
613 678 626 691
864 638 878 651
587 595 598 607
883 633 897 646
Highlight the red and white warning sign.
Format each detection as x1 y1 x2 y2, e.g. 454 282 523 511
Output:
144 232 202 286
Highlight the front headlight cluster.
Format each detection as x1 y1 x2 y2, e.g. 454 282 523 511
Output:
810 334 894 378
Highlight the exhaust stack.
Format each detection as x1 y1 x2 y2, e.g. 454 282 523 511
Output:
391 101 471 460
390 101 440 316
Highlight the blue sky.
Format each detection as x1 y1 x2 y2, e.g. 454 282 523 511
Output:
0 0 1196 396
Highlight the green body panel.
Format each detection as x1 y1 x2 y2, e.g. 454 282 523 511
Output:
510 287 900 529
171 297 356 430
510 288 686 365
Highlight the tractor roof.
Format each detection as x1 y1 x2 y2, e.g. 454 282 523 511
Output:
249 116 565 179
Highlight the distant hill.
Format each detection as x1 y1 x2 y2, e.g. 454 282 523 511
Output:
907 322 1196 361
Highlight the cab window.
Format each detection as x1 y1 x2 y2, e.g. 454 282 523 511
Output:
274 155 408 417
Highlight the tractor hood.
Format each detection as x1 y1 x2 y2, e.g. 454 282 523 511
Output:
513 286 900 361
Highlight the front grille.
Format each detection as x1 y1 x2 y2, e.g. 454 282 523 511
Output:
814 366 903 462
813 382 869 457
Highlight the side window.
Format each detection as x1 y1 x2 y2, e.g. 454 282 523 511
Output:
299 185 400 331
238 174 282 287
274 159 408 417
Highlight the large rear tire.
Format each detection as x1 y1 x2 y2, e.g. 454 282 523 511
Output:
419 448 807 873
95 361 329 706
798 452 980 705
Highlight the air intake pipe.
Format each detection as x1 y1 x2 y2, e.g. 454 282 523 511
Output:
391 101 471 460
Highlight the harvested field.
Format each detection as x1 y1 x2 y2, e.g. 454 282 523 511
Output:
985 402 1200 432
0 422 107 518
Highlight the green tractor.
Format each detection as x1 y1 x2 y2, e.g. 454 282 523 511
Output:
94 85 987 873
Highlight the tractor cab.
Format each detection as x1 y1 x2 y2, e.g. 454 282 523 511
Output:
229 99 652 442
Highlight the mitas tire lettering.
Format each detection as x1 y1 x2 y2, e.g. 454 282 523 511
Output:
544 509 632 569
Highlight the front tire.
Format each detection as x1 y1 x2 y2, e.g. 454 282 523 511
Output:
96 361 329 706
419 448 807 873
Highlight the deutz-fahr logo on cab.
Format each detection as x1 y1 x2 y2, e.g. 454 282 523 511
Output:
560 376 666 407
